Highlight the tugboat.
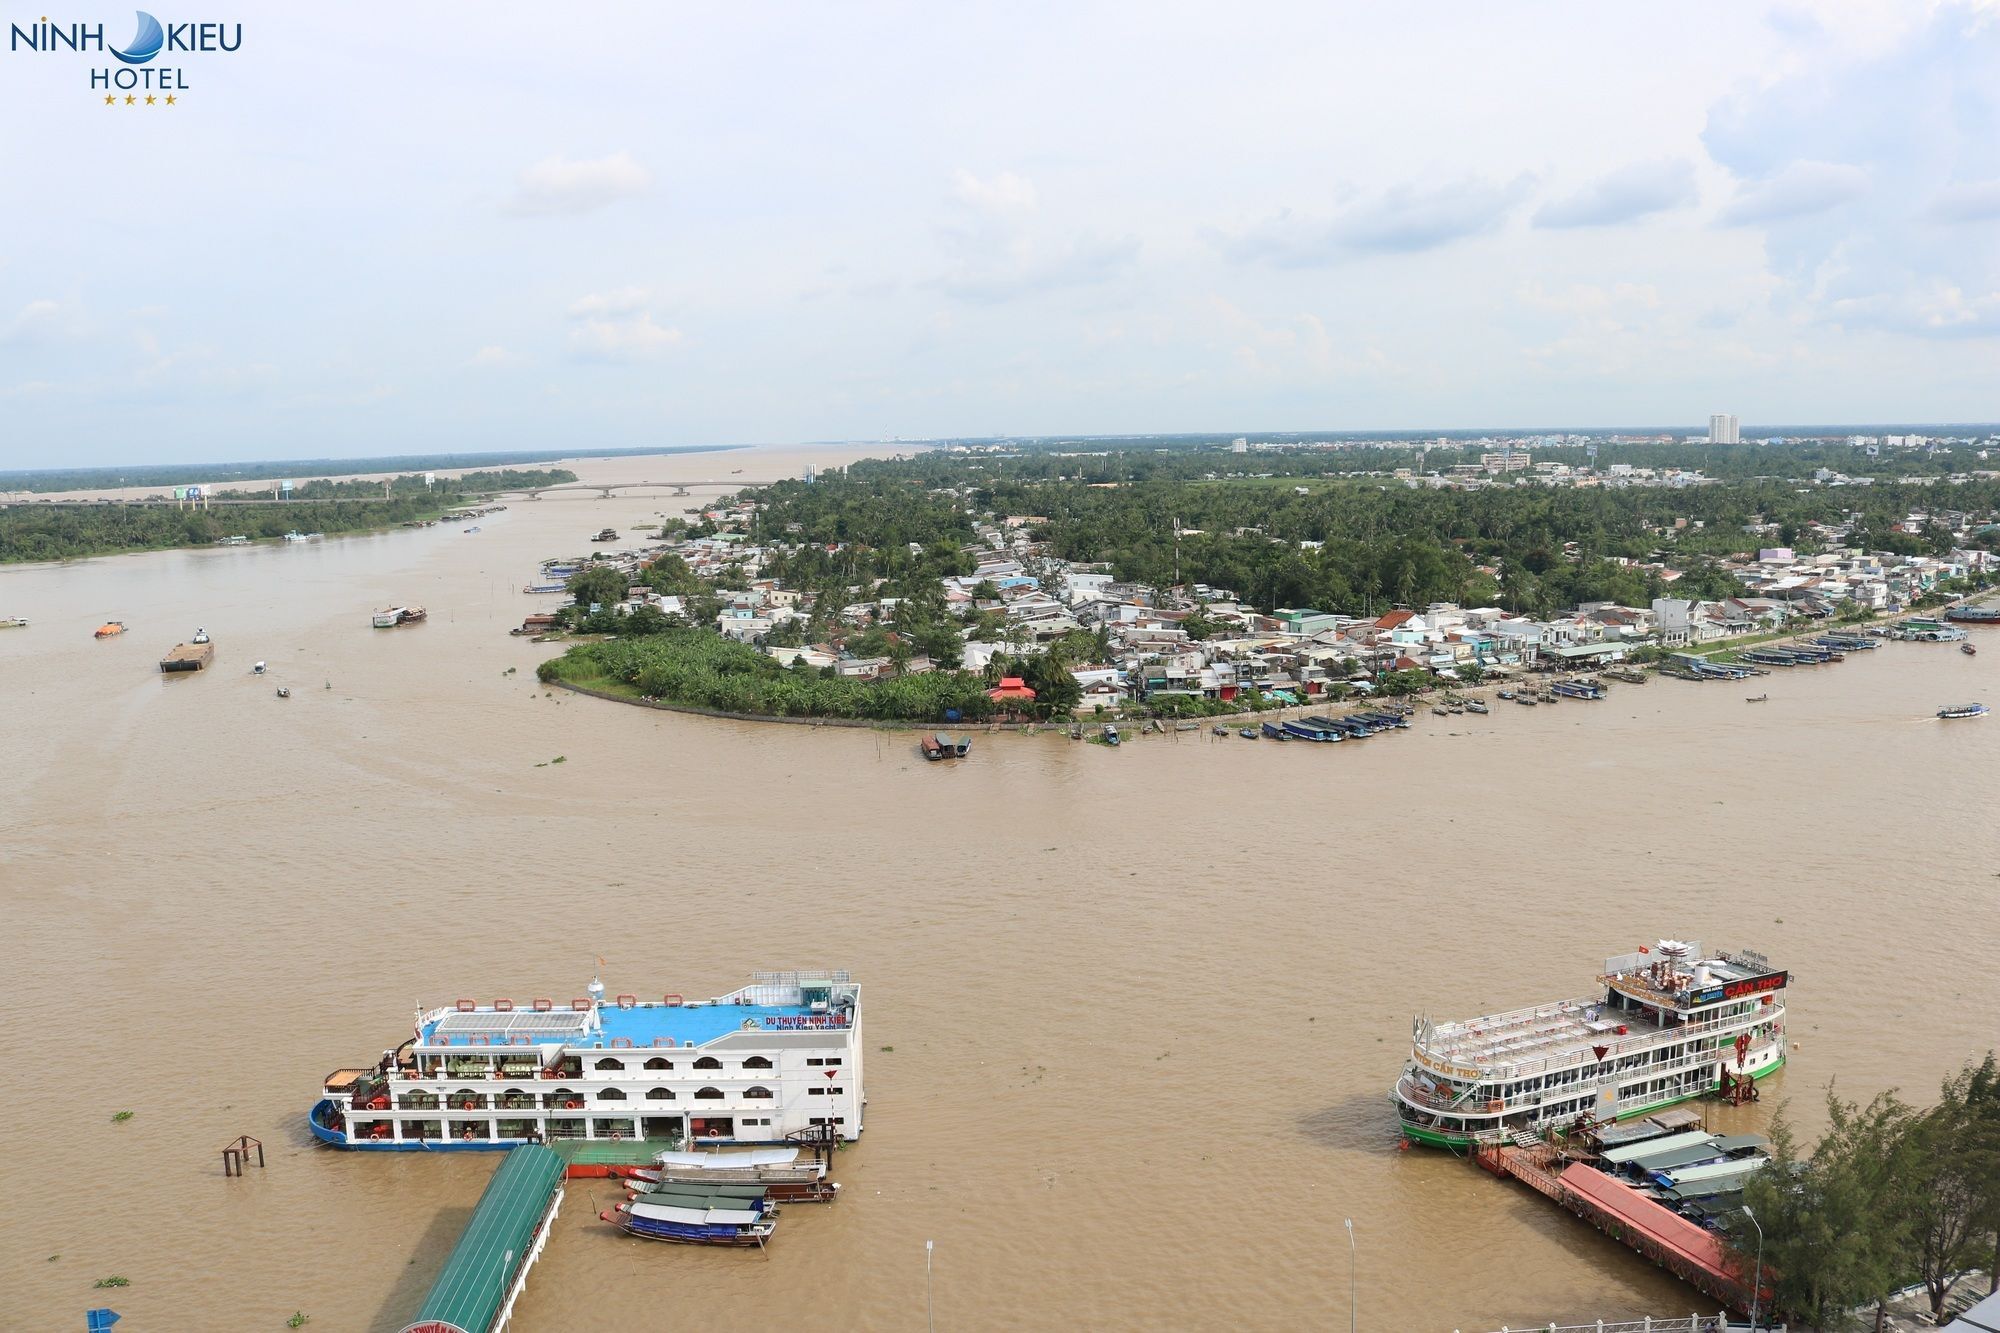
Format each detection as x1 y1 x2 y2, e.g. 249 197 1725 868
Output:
1937 702 1988 719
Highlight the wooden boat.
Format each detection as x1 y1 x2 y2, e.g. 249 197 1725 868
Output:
1465 701 1489 714
949 734 970 757
618 1147 837 1203
1746 694 1768 703
1962 643 1977 656
920 734 946 761
94 621 126 638
600 1182 777 1247
1239 727 1258 739
1211 725 1229 735
1101 724 1121 746
160 642 214 672
1259 721 1287 741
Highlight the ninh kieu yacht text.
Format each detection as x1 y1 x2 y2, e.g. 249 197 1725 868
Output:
1394 940 1787 1148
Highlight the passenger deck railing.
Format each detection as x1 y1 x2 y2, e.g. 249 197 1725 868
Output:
1417 1005 1781 1081
1399 1039 1780 1115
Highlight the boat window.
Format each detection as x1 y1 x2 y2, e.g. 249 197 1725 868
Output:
694 1086 724 1100
742 1056 773 1070
693 1056 722 1070
643 1057 673 1070
594 1057 624 1071
744 1085 774 1100
645 1087 675 1101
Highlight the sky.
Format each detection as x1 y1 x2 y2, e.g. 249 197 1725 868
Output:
1 0 1997 466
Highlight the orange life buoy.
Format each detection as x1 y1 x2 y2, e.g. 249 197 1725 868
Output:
494 998 514 1012
706 1128 720 1139
565 1098 583 1110
459 1100 475 1110
610 1130 622 1141
456 998 476 1012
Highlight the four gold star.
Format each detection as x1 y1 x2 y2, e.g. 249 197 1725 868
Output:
103 91 182 106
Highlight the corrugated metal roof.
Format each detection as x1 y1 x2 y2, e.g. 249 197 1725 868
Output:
1559 1163 1730 1272
405 1144 563 1333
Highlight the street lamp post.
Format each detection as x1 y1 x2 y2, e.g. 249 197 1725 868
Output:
1344 1218 1355 1333
926 1239 934 1333
1742 1205 1763 1328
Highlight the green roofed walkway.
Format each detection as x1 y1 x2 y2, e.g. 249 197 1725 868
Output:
401 1144 565 1333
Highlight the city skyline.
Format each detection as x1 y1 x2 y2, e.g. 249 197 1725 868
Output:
2 0 1997 467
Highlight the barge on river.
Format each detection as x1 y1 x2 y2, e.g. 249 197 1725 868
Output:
1394 940 1787 1149
312 971 862 1152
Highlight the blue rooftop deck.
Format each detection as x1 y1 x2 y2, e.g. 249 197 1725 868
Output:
421 1002 850 1050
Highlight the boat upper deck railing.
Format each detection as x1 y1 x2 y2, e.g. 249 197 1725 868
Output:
1412 999 1782 1082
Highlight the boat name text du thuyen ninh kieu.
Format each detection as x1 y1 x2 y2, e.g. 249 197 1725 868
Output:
311 971 861 1151
1393 940 1787 1148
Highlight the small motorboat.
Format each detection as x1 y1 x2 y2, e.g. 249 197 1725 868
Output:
253 661 267 675
1431 706 1448 717
1496 689 1514 700
1211 725 1229 735
463 525 481 534
920 734 945 761
0 616 28 629
1746 694 1768 703
1465 701 1489 714
1101 724 1121 746
192 627 210 644
1963 643 1977 656
276 687 291 699
1938 702 1988 719
94 621 126 638
1239 727 1258 739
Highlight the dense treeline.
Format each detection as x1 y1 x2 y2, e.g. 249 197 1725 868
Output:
0 469 576 562
1730 1056 2000 1328
234 468 575 500
538 629 1003 721
0 447 733 493
801 450 2000 619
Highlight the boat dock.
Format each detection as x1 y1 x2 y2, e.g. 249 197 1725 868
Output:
402 1143 564 1333
1473 1133 1762 1316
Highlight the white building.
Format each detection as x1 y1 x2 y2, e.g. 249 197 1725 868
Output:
1708 413 1740 445
314 971 864 1150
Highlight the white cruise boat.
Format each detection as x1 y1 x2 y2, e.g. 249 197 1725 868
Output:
1394 940 1787 1149
372 607 406 628
311 971 862 1152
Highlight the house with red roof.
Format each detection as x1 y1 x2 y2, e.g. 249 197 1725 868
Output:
987 676 1037 703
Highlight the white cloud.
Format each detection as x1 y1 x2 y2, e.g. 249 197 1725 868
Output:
506 152 651 217
951 169 1038 214
1719 160 1870 224
1533 160 1699 229
566 290 683 360
1217 176 1535 267
466 345 520 367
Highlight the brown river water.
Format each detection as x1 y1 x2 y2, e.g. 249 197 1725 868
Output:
3 446 1997 1331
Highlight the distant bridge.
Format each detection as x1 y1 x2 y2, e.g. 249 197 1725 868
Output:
518 479 764 500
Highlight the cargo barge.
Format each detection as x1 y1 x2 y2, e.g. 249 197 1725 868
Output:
159 642 215 672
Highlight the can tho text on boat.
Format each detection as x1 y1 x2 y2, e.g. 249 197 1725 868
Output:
1394 941 1787 1148
311 971 862 1151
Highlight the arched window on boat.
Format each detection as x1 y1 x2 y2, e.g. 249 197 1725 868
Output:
694 1086 724 1100
594 1057 624 1071
742 1055 773 1070
646 1087 675 1101
597 1087 626 1101
693 1056 723 1070
743 1085 774 1100
643 1056 673 1071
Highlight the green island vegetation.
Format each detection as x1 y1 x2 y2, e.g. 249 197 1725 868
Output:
0 445 738 494
536 439 2000 722
1726 1053 2000 1328
0 469 573 562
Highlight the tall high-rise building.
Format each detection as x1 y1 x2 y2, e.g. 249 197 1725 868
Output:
1708 413 1740 444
